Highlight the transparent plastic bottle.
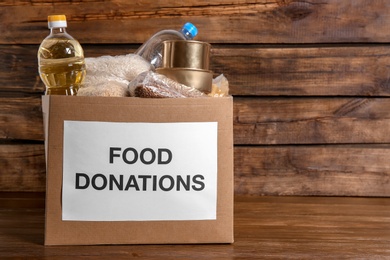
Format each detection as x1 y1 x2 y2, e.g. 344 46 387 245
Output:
135 22 198 69
38 15 86 95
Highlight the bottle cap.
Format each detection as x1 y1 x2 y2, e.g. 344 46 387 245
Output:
48 15 67 29
182 22 198 38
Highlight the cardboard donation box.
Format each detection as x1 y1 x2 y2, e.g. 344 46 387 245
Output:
42 95 234 245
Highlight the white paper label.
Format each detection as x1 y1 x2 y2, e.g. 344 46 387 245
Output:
62 121 218 221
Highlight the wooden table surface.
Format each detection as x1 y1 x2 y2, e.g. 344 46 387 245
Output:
1 193 389 259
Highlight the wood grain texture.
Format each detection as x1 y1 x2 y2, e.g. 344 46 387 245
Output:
0 145 45 192
1 94 389 195
1 194 389 258
2 44 390 96
2 96 390 144
212 45 390 96
1 0 390 197
0 97 43 141
0 45 45 95
234 97 390 144
235 145 390 196
1 0 390 44
1 143 390 196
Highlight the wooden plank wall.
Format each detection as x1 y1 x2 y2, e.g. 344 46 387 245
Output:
1 0 390 196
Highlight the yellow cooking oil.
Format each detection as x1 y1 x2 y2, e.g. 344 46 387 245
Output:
38 15 86 95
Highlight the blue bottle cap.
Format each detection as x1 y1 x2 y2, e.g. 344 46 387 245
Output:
182 22 198 38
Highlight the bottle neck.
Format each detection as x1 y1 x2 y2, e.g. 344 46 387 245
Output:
50 27 67 35
181 29 193 40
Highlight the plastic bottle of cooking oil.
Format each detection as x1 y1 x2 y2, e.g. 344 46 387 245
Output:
135 22 198 69
38 15 86 95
